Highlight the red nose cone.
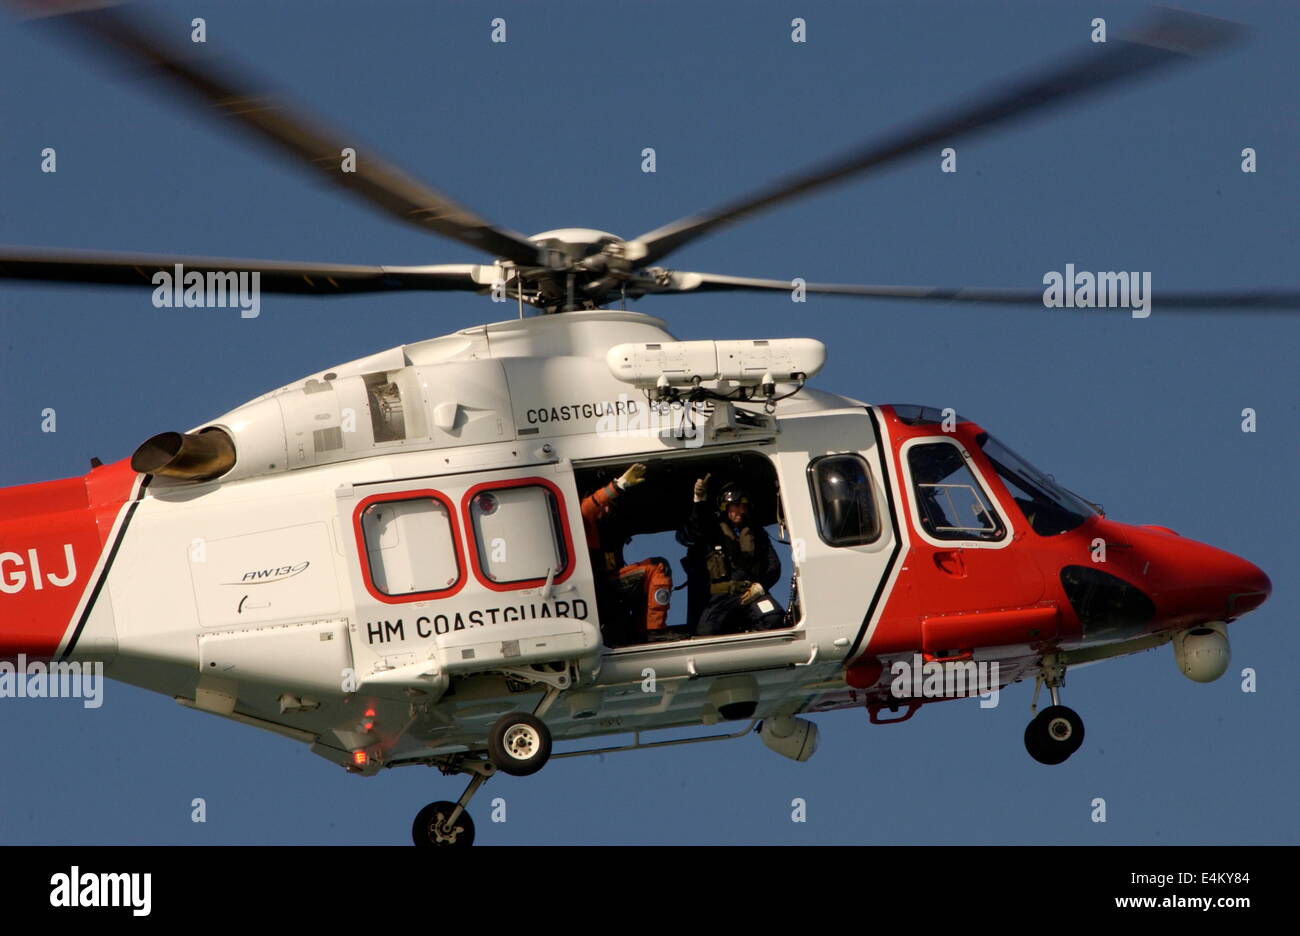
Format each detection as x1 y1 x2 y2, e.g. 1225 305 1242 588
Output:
1223 558 1271 616
1126 526 1271 626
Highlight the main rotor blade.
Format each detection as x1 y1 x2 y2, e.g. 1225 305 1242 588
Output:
628 9 1241 267
654 271 1300 311
10 0 541 265
0 248 489 295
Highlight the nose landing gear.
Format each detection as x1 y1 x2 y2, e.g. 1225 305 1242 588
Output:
1024 656 1085 765
1024 704 1085 764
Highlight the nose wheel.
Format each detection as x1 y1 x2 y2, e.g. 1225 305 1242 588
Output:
1024 656 1085 764
1024 704 1085 765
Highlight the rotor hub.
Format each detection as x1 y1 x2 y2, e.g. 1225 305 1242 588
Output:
500 229 650 313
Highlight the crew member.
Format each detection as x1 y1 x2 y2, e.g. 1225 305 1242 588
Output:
683 478 784 636
581 463 673 644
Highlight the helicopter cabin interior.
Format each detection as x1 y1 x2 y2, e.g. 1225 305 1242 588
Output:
572 450 793 649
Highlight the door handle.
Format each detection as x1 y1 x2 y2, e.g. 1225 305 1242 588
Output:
934 550 966 578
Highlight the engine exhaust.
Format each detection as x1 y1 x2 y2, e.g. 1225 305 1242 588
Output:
130 428 236 481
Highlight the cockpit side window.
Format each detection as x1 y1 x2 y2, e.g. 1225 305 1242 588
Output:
907 441 1004 541
808 454 880 547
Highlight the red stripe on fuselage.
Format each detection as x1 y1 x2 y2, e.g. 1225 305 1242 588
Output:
0 458 139 657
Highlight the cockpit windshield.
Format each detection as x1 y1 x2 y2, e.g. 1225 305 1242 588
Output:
976 433 1097 536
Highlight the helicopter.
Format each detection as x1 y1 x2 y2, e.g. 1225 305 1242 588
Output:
0 2 1291 846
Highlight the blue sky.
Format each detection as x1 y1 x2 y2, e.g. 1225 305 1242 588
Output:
0 0 1296 844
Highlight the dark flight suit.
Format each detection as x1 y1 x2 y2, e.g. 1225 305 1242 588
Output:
581 481 671 645
682 501 785 636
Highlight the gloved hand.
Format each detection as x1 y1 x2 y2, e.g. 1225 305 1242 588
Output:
739 582 764 605
693 473 711 502
617 463 648 490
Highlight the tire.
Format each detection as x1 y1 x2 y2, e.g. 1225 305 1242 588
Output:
1024 705 1084 765
487 711 552 776
1024 720 1068 765
412 801 475 847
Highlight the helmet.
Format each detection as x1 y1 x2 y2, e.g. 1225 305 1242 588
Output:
717 484 751 509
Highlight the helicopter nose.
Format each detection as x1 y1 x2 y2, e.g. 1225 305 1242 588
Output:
1127 525 1271 625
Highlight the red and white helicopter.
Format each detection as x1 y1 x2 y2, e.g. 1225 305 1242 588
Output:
0 3 1290 845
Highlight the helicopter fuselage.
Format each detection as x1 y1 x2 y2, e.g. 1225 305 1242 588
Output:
0 310 1269 775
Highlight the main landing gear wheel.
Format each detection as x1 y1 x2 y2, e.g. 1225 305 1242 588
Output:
487 711 552 776
1024 705 1085 765
412 800 476 847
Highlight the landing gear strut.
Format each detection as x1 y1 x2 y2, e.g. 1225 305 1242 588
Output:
412 681 563 846
1023 655 1085 765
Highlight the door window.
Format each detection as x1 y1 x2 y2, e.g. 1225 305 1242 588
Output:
466 481 571 588
357 493 462 598
907 442 1004 541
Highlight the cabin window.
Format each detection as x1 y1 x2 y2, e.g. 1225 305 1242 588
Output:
359 495 461 597
468 482 570 587
907 441 1004 541
808 454 880 546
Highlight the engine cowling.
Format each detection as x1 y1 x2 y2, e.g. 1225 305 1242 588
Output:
1172 622 1230 683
